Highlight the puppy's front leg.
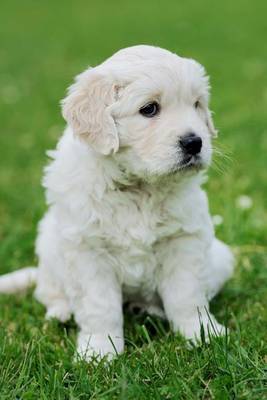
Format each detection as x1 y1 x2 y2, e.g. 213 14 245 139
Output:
70 252 124 361
157 237 225 342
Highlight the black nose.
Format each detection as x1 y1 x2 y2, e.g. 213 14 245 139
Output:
179 133 202 155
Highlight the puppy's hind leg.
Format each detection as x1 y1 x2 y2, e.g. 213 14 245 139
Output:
35 264 71 323
205 238 234 300
35 212 71 323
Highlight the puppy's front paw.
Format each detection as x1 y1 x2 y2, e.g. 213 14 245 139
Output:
76 332 124 362
178 314 226 343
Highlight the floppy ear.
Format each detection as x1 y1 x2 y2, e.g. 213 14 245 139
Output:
61 69 119 155
190 60 218 138
206 108 218 137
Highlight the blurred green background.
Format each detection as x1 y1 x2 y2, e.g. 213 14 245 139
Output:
0 1 267 398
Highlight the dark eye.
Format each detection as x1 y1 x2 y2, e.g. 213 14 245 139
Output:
139 102 160 118
194 100 200 109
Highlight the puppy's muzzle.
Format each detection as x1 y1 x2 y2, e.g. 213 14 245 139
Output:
179 133 202 156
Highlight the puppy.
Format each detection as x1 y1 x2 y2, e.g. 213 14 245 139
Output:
0 45 234 361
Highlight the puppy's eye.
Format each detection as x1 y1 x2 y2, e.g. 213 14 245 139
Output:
194 100 200 109
139 102 160 118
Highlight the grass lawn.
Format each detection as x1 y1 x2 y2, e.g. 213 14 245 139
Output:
0 0 267 398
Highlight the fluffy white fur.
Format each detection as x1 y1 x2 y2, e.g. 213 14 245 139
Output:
0 45 234 361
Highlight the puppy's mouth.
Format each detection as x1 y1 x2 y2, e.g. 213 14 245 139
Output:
177 155 204 171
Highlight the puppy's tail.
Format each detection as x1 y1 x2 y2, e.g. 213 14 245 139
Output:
0 267 37 294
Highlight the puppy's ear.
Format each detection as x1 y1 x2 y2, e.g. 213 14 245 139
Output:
61 69 119 155
206 108 218 137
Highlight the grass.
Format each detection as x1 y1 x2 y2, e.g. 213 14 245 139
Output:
0 0 267 398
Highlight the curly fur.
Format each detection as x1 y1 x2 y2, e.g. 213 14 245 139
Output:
0 45 234 361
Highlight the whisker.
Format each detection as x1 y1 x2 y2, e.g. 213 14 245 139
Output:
208 144 234 176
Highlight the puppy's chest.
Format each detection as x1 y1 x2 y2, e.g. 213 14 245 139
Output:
97 190 182 249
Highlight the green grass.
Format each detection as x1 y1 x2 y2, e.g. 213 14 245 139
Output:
0 0 267 398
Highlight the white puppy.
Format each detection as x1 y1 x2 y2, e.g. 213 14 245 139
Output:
0 45 234 361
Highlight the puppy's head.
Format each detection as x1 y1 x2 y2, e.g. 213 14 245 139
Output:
62 45 217 179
